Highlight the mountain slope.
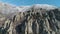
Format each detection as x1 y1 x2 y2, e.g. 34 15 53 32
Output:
0 3 60 34
14 7 60 34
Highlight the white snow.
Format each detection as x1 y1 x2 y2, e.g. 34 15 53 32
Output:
0 2 58 14
32 4 57 10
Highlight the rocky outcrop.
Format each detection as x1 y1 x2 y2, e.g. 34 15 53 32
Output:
14 8 60 34
0 4 60 34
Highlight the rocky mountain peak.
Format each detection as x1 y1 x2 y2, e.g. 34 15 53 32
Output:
0 3 60 34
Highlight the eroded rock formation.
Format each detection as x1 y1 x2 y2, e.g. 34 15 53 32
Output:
0 4 60 34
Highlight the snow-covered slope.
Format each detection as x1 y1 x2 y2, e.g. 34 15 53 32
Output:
0 3 58 15
0 2 30 14
32 4 57 10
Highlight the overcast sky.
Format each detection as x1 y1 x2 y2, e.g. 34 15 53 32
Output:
0 0 60 7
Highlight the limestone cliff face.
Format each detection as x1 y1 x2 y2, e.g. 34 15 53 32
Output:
0 4 60 34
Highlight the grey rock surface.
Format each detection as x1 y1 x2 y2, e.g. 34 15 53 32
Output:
0 3 60 34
